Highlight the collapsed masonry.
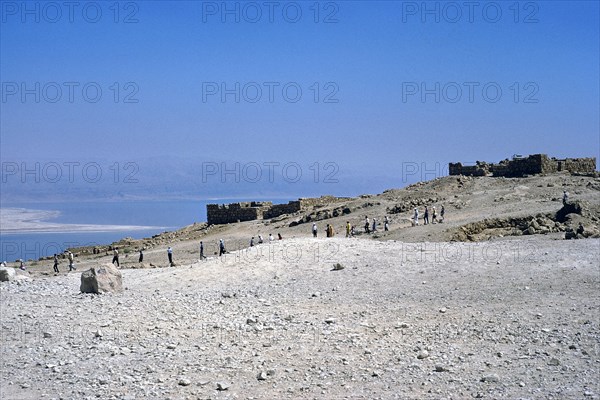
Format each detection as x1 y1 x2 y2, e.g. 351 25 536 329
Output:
206 196 346 225
449 154 596 177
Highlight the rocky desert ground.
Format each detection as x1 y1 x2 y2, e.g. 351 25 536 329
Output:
1 173 599 399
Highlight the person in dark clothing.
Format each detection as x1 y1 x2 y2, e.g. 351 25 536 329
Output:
53 254 59 273
219 239 226 256
112 248 120 267
139 249 144 263
167 246 173 266
200 241 206 260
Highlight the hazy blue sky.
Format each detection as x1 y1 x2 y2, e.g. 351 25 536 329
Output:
1 1 599 199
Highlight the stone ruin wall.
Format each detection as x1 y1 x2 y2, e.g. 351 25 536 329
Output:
298 195 342 208
449 154 596 178
207 196 349 225
206 201 272 225
552 157 597 174
263 201 302 219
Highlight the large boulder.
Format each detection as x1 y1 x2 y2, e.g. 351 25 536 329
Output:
0 267 16 282
80 263 123 294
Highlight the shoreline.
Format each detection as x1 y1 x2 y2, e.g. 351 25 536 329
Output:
0 207 166 234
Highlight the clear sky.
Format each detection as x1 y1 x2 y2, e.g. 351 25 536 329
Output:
1 0 599 199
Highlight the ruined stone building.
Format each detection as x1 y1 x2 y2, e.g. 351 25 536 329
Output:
449 154 596 177
206 196 345 225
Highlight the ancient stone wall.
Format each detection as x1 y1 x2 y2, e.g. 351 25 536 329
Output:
206 201 272 225
299 195 346 208
555 157 597 174
450 154 596 177
263 201 302 219
207 196 351 225
493 154 545 177
448 162 489 176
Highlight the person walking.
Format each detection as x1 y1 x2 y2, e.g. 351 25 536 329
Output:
424 206 429 225
112 248 120 267
413 208 419 226
139 249 144 263
440 205 445 222
68 251 76 271
53 254 59 273
269 233 274 243
250 237 255 247
278 233 283 240
364 216 370 233
563 190 569 205
432 207 437 224
258 235 264 244
346 221 351 237
312 223 318 238
167 246 173 266
200 241 206 260
219 239 226 256
372 218 377 232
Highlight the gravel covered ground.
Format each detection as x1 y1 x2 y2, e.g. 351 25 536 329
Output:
1 236 599 399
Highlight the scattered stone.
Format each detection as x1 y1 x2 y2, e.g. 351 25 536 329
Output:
481 374 500 383
43 332 53 339
257 371 268 381
332 263 345 271
548 357 560 366
80 263 123 294
216 382 230 391
417 350 429 359
178 378 191 386
0 267 16 282
435 365 448 372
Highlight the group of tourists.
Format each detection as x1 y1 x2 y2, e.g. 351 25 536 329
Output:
310 215 391 238
51 251 77 274
312 222 340 237
412 205 445 226
101 206 447 270
362 215 390 234
249 233 283 248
